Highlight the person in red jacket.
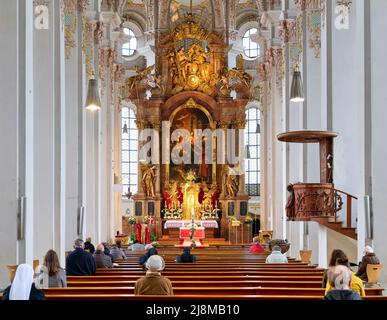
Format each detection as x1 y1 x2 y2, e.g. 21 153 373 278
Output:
249 236 265 253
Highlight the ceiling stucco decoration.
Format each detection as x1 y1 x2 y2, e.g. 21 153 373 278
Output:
307 10 321 58
294 0 322 11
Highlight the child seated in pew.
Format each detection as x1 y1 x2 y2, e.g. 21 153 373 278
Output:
324 265 362 300
135 255 173 295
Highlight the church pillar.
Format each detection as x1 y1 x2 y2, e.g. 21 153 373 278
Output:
0 0 26 287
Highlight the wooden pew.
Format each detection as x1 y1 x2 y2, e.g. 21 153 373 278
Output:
67 275 325 282
43 294 387 301
67 280 325 288
94 270 325 276
44 286 384 297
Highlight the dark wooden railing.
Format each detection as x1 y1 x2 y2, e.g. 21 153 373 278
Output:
333 189 358 228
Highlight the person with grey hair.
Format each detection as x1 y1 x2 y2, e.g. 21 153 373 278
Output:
265 245 288 263
134 255 173 295
66 238 96 276
356 245 380 282
324 265 362 300
93 243 113 268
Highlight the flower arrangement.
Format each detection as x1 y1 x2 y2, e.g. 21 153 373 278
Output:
244 214 253 224
163 207 182 220
128 216 137 225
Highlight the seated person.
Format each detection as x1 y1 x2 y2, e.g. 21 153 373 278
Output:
43 249 67 287
2 264 45 300
84 237 95 254
135 255 173 295
139 247 158 266
129 240 145 251
176 248 196 263
102 242 114 262
249 237 265 253
356 245 380 282
93 243 113 268
110 240 127 261
265 245 288 263
324 265 362 300
324 249 365 297
66 239 96 276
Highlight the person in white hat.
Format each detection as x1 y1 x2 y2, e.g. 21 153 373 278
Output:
134 255 173 295
356 245 380 281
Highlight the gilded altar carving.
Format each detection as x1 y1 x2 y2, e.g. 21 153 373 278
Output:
169 43 217 96
122 65 155 99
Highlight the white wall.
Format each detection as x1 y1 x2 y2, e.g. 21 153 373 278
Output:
370 0 387 283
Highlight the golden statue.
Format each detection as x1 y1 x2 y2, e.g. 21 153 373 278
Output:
169 42 217 96
123 65 155 98
141 163 157 197
222 165 239 197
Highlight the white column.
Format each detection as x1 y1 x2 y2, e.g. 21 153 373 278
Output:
370 0 387 284
0 0 24 287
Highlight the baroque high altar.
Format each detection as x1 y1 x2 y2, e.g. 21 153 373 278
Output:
123 15 253 242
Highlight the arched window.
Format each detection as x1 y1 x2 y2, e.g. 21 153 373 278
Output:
122 107 138 195
242 28 260 59
245 107 260 196
122 28 137 57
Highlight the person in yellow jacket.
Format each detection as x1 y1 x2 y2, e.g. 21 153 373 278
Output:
323 249 366 297
325 270 365 297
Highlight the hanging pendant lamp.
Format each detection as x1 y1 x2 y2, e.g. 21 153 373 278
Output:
256 123 261 134
290 63 305 103
245 145 251 159
85 71 101 111
123 122 128 134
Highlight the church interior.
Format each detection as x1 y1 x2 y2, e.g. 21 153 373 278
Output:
1 0 387 301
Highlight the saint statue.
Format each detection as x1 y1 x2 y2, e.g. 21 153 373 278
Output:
285 183 295 221
141 164 157 197
223 165 239 197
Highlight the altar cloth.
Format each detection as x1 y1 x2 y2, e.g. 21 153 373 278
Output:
164 220 218 229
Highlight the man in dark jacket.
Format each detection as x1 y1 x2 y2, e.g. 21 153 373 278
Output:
356 245 380 282
66 239 97 276
93 243 113 268
84 237 95 254
176 248 196 263
324 265 362 300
